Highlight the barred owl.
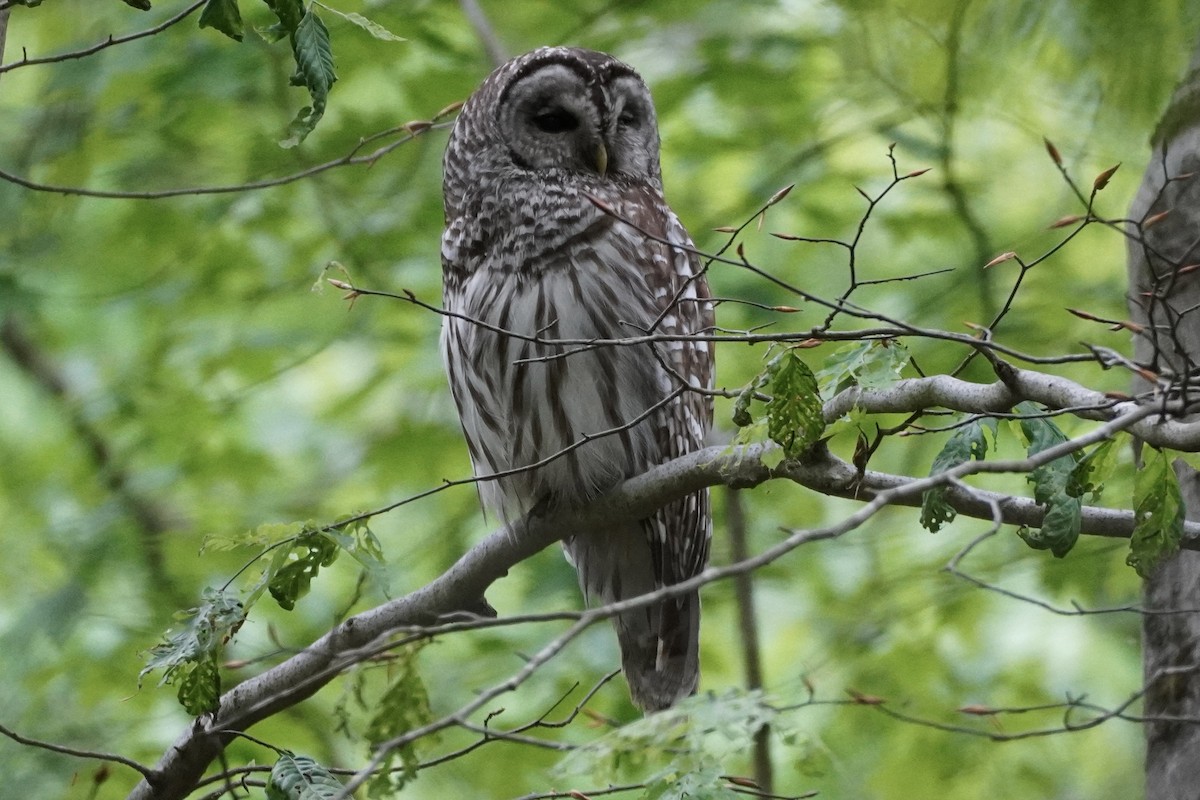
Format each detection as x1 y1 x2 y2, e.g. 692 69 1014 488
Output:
440 47 714 712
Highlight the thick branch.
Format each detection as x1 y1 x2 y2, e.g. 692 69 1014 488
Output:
128 418 1196 798
825 368 1200 451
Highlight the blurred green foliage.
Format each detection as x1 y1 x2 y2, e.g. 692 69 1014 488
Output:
1 0 1197 797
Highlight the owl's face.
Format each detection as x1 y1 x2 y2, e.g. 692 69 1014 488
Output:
495 50 661 180
444 48 664 217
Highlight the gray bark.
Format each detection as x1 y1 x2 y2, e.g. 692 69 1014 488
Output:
1128 43 1200 800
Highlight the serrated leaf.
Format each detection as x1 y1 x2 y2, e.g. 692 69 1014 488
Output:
815 340 908 395
365 644 434 797
263 0 304 32
1066 437 1120 499
267 753 344 800
177 653 221 715
140 588 244 712
280 9 337 147
1015 403 1083 557
920 418 994 532
730 419 768 452
731 368 771 428
1127 450 1185 578
326 517 390 597
316 4 405 41
198 0 243 41
256 22 290 42
642 766 742 800
202 519 308 553
1017 495 1081 558
759 446 785 471
823 405 870 443
268 531 340 610
557 690 775 784
764 351 823 458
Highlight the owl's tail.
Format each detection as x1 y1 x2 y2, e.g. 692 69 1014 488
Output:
565 524 701 713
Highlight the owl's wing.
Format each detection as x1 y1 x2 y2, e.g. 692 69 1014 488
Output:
623 189 714 587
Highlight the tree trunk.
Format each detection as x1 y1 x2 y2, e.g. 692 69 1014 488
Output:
1128 42 1200 800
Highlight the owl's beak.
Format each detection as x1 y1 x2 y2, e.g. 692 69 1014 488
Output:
594 141 608 176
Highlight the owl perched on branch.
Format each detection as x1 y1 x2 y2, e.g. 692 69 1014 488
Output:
440 46 714 712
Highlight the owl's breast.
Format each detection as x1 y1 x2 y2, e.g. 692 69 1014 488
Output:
442 218 672 513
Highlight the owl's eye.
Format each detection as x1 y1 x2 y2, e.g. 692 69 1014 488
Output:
532 107 580 133
617 109 640 127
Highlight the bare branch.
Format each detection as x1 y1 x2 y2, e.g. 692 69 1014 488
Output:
0 720 153 779
0 120 451 199
0 1 205 75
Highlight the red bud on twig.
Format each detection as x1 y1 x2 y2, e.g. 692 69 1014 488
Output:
766 183 795 207
1092 163 1120 191
959 705 997 716
1143 210 1171 229
435 100 464 119
847 689 886 705
1049 214 1085 229
1044 137 1062 165
983 251 1017 269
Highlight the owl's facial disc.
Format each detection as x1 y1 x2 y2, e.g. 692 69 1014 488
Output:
499 64 608 175
602 75 659 178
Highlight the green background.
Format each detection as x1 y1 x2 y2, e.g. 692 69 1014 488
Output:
1 0 1196 796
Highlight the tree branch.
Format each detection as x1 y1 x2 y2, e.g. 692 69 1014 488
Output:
127 395 1198 798
0 0 205 75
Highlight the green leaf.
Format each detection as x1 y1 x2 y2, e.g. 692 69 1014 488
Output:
823 405 870 443
365 643 434 796
1127 449 1185 578
732 349 824 456
816 339 909 395
1066 437 1121 500
920 418 994 533
731 368 771 428
268 530 340 610
1017 495 1081 558
1013 402 1082 557
177 653 222 715
641 766 742 800
263 0 305 33
199 0 244 40
202 519 307 553
315 3 406 42
325 516 390 597
120 0 152 9
140 588 244 712
557 689 775 783
280 9 337 147
267 753 344 800
764 351 824 458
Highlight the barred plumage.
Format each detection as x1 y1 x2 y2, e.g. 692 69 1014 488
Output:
440 47 714 711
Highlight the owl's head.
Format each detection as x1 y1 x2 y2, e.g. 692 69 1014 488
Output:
444 47 663 214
